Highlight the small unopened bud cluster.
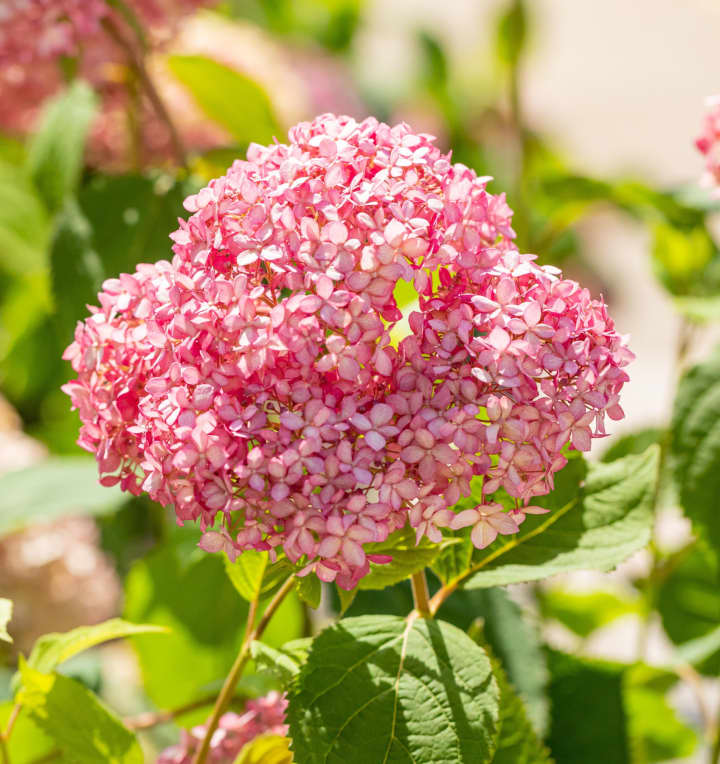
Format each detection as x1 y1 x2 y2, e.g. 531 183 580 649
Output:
64 114 632 588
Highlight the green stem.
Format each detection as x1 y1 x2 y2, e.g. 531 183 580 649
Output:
410 570 432 618
191 575 296 764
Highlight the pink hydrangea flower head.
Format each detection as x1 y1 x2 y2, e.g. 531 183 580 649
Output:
63 114 633 587
696 95 720 192
157 691 288 764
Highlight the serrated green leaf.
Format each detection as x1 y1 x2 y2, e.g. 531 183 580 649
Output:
357 525 442 590
26 80 98 211
0 599 12 644
288 614 500 764
432 532 473 584
295 574 321 609
18 661 143 763
26 619 168 676
539 588 640 639
250 641 303 687
0 457 125 538
234 734 294 764
462 447 658 589
671 347 720 549
167 55 280 147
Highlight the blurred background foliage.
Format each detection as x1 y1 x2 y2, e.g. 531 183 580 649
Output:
1 0 719 762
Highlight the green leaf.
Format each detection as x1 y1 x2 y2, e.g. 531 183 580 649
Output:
26 619 168 676
539 588 640 639
475 636 550 764
546 650 630 764
495 0 528 69
657 541 720 674
224 550 268 601
295 574 322 609
462 447 658 589
432 532 473 585
0 599 12 643
225 552 295 602
624 665 698 763
0 701 55 764
651 222 716 296
50 174 193 346
167 55 280 147
0 457 125 538
546 652 697 764
601 428 663 463
18 661 143 763
287 614 500 764
461 589 548 736
671 347 720 548
357 524 442 590
233 734 293 764
124 543 302 709
335 584 356 615
26 80 98 211
250 641 304 687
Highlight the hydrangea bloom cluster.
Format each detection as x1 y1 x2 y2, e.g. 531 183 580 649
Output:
696 95 720 192
63 114 632 589
157 691 288 764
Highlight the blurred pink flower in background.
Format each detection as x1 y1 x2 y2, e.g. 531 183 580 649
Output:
157 691 288 764
696 95 720 192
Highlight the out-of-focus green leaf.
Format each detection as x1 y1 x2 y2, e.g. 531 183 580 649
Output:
601 429 663 463
287 615 500 764
0 159 52 276
295 574 321 609
18 661 143 763
657 541 720 674
547 652 696 764
547 650 630 764
0 701 55 764
472 633 550 764
671 347 720 549
651 222 715 295
25 619 168 677
26 80 98 211
50 174 192 346
463 447 658 589
167 55 280 146
624 665 698 763
539 588 640 639
672 295 720 323
357 524 442 590
0 457 125 538
495 0 528 68
234 734 293 764
0 599 12 643
452 589 548 736
124 543 302 709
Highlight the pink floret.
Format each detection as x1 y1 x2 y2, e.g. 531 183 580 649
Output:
63 114 633 586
